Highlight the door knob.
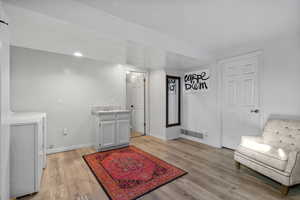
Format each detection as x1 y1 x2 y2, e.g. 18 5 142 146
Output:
250 109 260 113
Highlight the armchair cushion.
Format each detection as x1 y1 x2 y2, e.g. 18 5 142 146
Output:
263 119 300 148
237 136 290 171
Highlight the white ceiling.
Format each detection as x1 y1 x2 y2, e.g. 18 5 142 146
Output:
3 0 300 69
4 0 206 68
74 0 300 53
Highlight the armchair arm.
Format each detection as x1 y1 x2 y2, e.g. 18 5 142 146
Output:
240 136 264 147
241 136 263 143
285 149 300 185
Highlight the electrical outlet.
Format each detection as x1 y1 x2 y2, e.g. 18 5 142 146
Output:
204 131 208 138
63 128 68 136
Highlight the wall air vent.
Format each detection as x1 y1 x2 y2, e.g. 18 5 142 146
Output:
181 129 204 139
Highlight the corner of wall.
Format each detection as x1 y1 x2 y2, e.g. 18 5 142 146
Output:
149 69 168 139
0 3 11 198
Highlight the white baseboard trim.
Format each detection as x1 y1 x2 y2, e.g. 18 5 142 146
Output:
150 134 180 141
179 134 221 148
165 134 180 140
180 134 204 143
47 143 94 154
150 134 167 141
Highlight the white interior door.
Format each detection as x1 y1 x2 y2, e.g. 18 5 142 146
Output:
126 72 145 135
221 54 261 149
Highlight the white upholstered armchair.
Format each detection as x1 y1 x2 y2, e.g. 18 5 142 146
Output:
234 119 300 195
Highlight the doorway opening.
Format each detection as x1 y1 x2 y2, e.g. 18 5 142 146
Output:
126 71 146 138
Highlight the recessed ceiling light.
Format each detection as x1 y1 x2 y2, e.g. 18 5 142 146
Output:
73 51 83 57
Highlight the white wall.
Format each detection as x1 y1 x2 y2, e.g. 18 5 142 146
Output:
149 69 183 140
10 46 128 150
182 65 220 147
149 69 166 140
183 34 300 147
260 36 300 122
0 1 10 199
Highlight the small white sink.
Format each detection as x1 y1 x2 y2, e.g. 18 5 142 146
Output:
91 105 130 115
91 109 130 115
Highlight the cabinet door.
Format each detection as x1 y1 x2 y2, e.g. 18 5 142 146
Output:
36 121 43 191
42 116 47 168
116 120 130 144
100 120 116 148
10 124 36 198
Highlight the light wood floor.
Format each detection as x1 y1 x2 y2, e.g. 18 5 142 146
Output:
130 131 144 138
20 136 300 200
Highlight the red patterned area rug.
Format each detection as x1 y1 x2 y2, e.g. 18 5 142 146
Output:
83 146 187 200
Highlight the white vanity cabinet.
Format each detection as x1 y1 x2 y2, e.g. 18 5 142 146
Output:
9 112 47 198
93 111 130 151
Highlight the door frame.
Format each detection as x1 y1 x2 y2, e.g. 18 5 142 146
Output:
126 70 149 136
217 50 264 148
